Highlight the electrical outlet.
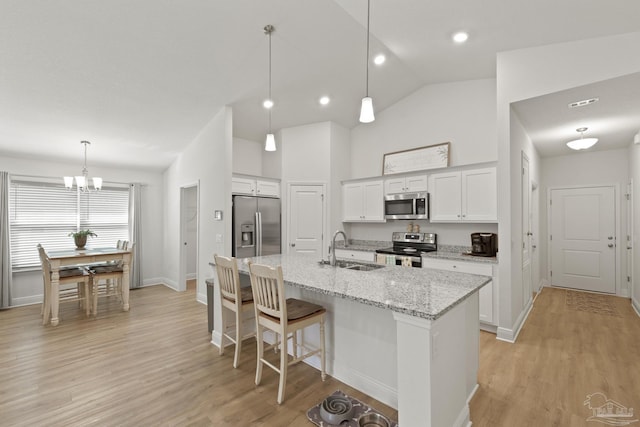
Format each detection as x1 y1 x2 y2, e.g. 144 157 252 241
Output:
215 234 223 243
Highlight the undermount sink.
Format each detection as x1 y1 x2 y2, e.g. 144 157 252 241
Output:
318 260 385 271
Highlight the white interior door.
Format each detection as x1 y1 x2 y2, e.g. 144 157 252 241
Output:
522 153 532 306
627 181 634 295
550 186 616 293
288 184 325 256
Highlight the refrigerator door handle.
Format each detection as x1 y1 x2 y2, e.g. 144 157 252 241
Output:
256 211 262 256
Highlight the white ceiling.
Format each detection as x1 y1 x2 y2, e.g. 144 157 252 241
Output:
1 1 639 171
512 72 640 157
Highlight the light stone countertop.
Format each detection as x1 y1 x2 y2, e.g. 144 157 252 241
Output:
235 253 491 321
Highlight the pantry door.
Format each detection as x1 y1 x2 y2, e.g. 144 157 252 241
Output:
550 186 616 293
288 184 326 258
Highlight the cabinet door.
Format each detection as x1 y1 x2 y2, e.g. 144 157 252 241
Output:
256 180 280 198
428 172 462 222
343 183 364 221
384 178 406 195
362 180 384 221
422 258 494 324
405 175 428 193
462 168 497 222
232 177 256 195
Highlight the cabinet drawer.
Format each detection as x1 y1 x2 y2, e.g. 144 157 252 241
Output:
422 258 492 276
334 249 374 263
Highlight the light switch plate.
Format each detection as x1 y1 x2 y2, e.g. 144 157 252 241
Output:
214 210 223 221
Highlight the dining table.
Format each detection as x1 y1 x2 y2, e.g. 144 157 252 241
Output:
45 246 132 326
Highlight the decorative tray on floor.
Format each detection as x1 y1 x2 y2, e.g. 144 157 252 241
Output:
306 390 398 427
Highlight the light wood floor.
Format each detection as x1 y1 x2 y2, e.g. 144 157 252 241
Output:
0 285 397 427
470 287 640 426
1 285 638 426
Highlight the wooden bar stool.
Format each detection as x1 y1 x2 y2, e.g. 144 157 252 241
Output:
248 261 326 404
214 254 255 368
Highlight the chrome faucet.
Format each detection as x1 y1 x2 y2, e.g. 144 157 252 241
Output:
330 230 348 266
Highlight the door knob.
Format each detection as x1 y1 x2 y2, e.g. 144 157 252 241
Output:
290 243 296 247
608 236 614 240
608 243 614 248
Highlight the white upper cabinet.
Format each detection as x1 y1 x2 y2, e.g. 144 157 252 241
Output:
256 180 280 198
384 174 428 195
429 167 497 222
231 177 256 196
342 180 385 222
232 176 280 198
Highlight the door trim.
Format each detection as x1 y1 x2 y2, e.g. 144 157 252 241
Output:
546 183 620 295
286 182 328 259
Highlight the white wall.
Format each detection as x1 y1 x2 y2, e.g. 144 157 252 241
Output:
329 122 351 238
232 137 262 176
0 155 164 306
350 78 497 179
162 106 232 313
630 141 640 311
496 31 640 340
540 148 630 295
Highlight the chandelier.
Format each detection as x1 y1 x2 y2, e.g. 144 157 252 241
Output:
64 140 102 192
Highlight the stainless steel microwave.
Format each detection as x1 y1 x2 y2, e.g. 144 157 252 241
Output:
384 192 429 220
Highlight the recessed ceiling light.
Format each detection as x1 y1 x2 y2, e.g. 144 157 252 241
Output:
319 96 330 105
374 54 386 65
453 32 469 43
263 99 274 109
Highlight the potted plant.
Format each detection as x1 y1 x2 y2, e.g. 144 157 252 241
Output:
68 229 97 249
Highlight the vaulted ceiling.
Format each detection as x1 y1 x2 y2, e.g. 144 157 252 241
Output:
1 1 639 171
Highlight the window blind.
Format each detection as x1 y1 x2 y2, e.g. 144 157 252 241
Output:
9 179 130 269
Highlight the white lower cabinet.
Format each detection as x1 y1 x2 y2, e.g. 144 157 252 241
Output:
334 249 374 262
422 258 497 326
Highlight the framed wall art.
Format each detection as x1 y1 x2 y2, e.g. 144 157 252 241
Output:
382 142 450 175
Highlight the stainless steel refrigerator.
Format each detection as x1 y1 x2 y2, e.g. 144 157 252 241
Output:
232 195 281 258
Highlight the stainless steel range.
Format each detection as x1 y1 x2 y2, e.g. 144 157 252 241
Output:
375 232 437 267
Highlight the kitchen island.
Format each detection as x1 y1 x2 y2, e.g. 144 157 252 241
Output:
234 254 490 427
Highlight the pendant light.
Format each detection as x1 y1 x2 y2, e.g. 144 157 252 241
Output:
359 0 375 123
264 25 276 152
64 140 102 192
566 127 598 150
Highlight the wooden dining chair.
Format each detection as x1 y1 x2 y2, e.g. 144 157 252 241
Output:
37 244 91 325
87 243 133 316
248 261 326 404
214 254 255 368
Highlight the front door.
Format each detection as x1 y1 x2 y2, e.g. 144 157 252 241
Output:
550 186 616 293
288 184 325 257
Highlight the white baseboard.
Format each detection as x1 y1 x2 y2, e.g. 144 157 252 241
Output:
632 298 640 318
159 277 179 291
142 277 169 287
479 323 497 334
496 298 534 343
187 273 197 280
196 293 206 305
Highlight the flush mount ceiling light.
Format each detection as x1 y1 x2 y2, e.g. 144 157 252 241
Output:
568 97 599 109
359 0 375 123
566 127 598 150
64 140 102 192
452 32 469 43
264 25 276 152
319 96 330 105
374 54 386 65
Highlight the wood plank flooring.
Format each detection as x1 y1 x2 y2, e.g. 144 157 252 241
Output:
470 287 640 427
1 285 638 426
0 284 396 427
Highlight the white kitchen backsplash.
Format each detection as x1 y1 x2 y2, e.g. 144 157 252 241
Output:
346 221 498 247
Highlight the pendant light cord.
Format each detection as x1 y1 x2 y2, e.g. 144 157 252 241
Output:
266 25 273 133
365 0 370 97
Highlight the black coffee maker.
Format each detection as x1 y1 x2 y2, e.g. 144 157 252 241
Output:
471 233 498 257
